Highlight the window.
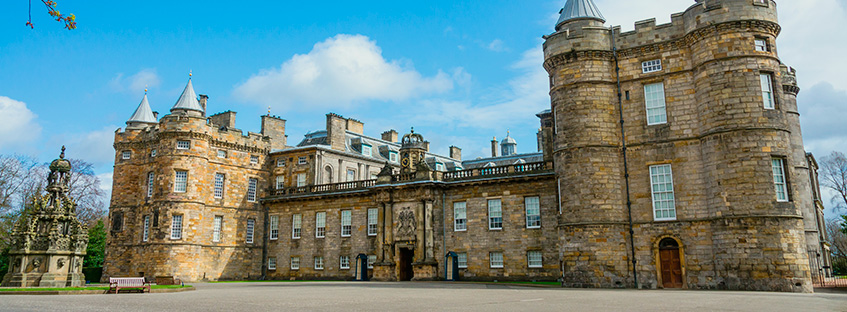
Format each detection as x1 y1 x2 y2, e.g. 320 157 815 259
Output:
367 255 375 269
389 151 398 162
644 83 667 125
298 156 307 165
347 169 356 182
170 215 183 240
341 210 352 237
650 164 677 221
174 171 188 193
292 214 302 239
151 149 157 157
296 173 306 187
269 215 279 240
340 255 350 269
142 215 150 242
453 202 467 231
458 252 468 268
250 155 259 164
489 252 504 268
772 157 789 202
367 208 378 236
268 257 277 270
217 150 227 158
488 199 502 230
147 172 154 198
177 140 190 150
214 173 225 199
527 251 543 268
246 218 255 244
362 144 372 156
525 197 541 228
435 162 445 171
754 38 768 52
275 175 285 189
122 151 131 160
315 212 326 238
314 256 324 270
642 59 662 73
247 178 257 202
276 158 285 167
213 216 222 242
760 73 775 109
291 257 300 270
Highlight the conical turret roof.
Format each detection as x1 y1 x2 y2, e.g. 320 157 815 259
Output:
171 78 203 113
127 93 157 124
556 0 605 28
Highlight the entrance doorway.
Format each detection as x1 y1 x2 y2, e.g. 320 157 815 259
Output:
398 248 414 281
659 238 683 288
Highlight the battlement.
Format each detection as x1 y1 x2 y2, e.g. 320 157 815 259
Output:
544 0 778 57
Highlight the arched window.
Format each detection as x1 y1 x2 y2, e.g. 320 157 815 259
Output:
324 165 333 184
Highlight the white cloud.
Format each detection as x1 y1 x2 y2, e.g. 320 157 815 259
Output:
486 39 507 52
56 126 118 168
0 96 41 149
799 82 847 157
109 68 161 94
233 34 454 110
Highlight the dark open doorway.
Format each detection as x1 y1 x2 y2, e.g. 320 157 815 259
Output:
398 248 414 281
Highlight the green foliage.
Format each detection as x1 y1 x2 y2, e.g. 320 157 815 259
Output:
84 219 106 268
833 257 847 276
0 244 9 274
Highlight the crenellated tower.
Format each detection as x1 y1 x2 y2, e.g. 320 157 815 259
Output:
544 0 811 291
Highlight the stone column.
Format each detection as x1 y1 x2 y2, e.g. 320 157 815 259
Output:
424 200 434 261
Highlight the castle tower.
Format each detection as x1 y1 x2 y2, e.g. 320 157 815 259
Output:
544 0 811 291
126 92 157 129
500 131 517 156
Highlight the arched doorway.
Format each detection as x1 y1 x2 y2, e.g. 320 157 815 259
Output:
659 238 683 288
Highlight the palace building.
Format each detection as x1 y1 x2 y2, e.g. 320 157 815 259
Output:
104 0 827 292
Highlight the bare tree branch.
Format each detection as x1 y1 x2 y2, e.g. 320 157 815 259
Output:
820 151 847 211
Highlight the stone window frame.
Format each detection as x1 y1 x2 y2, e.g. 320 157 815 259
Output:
268 257 277 270
760 72 776 110
524 196 541 229
276 158 286 167
170 214 183 240
340 210 352 237
644 82 667 125
176 140 190 150
214 173 225 199
489 251 504 269
487 198 503 230
269 215 279 240
340 255 350 269
527 250 543 268
457 252 468 269
367 208 378 236
142 215 150 242
641 59 662 74
212 215 223 243
753 0 769 8
367 255 375 269
151 149 157 157
346 168 357 182
250 155 259 164
291 256 300 270
247 178 258 202
361 143 372 156
246 218 255 244
772 156 790 202
292 214 302 239
217 149 227 158
314 256 324 270
389 151 398 162
754 36 769 52
649 164 677 221
121 150 131 160
453 201 467 232
298 156 307 165
296 173 307 187
174 170 188 193
147 172 154 198
275 175 285 190
315 212 327 238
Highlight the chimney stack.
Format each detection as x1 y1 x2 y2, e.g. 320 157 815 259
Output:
491 137 499 157
381 130 399 143
449 146 462 161
198 94 209 115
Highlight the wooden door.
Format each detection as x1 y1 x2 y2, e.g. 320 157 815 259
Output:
660 248 683 288
398 248 414 281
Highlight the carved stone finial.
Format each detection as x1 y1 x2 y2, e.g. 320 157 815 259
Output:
60 146 65 159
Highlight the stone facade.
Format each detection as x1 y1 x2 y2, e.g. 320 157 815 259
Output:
104 0 820 292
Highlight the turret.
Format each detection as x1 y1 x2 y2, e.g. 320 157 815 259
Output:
126 91 157 129
170 73 204 117
500 131 517 156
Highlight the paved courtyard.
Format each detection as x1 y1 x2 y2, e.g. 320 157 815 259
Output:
1 282 847 311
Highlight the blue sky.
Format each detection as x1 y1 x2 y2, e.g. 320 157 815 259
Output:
1 0 846 215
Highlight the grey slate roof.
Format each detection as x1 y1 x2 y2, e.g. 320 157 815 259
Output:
126 94 157 124
462 152 543 170
501 133 517 145
556 0 605 27
171 79 204 113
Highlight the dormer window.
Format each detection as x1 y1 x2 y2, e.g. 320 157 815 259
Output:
435 162 445 171
389 151 398 162
642 59 662 74
361 144 372 156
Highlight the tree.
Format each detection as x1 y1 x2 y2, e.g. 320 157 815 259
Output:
25 0 76 30
820 151 847 211
84 219 106 268
67 159 107 226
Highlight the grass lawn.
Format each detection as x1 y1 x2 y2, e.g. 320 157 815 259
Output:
0 285 191 292
210 280 343 283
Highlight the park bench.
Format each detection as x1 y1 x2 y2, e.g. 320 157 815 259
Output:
109 277 151 294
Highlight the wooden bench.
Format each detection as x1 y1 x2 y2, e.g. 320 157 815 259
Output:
109 277 151 294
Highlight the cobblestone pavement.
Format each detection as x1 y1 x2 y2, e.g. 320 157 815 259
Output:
1 282 846 312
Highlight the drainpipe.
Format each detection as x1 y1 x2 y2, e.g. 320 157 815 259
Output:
611 26 638 289
261 202 269 280
442 190 447 280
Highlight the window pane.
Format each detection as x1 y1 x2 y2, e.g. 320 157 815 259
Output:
642 59 662 73
458 252 468 268
772 158 788 201
761 74 775 109
246 219 255 244
644 83 667 125
488 199 502 230
147 172 155 198
142 215 150 242
528 251 543 268
650 164 676 221
174 171 188 193
489 252 504 268
214 173 225 199
454 202 467 231
525 197 541 228
292 214 302 238
341 210 352 237
291 257 300 270
247 178 258 202
367 208 378 236
213 216 222 242
269 215 279 240
171 215 183 239
316 212 326 238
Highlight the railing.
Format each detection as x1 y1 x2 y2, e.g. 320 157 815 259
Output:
443 162 550 181
272 179 376 196
809 249 846 288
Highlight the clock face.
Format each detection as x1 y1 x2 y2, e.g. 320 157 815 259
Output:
401 157 410 168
